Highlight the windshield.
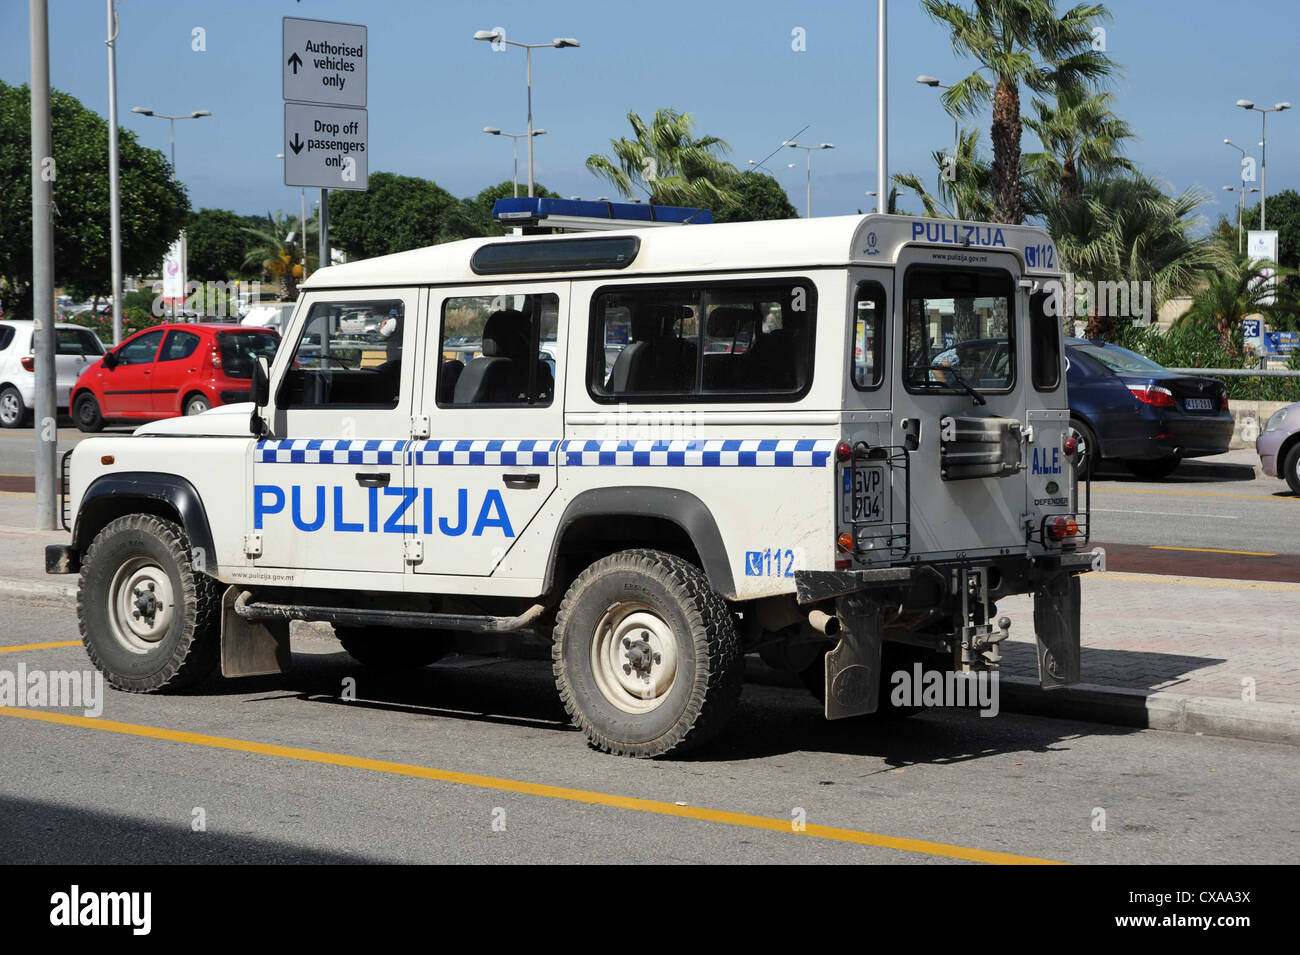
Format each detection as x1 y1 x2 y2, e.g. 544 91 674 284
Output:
904 267 1014 393
1070 342 1166 376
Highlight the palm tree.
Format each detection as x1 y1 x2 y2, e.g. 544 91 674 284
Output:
586 109 740 211
243 211 314 300
922 0 1114 224
1033 174 1228 339
1023 85 1135 203
893 127 994 221
1181 250 1297 347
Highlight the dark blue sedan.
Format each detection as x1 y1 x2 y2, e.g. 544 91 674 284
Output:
1064 339 1234 479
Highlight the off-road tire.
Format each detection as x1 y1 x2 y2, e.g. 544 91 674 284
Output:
78 513 221 692
552 549 743 758
334 626 455 669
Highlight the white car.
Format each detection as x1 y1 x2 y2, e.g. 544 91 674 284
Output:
0 320 106 428
240 303 296 335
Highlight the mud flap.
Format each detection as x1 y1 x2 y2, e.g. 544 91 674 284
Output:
1033 573 1081 687
221 587 291 678
823 593 884 720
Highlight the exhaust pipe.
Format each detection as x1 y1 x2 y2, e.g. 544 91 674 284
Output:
807 609 841 637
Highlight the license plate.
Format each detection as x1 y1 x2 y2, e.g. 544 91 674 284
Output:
1185 397 1215 412
842 464 886 524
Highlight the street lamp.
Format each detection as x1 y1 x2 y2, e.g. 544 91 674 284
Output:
484 126 547 197
784 141 834 217
474 30 579 197
918 75 962 218
747 159 795 175
1222 184 1261 255
132 107 209 321
1235 99 1291 229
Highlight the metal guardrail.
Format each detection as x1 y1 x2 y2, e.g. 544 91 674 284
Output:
1169 367 1300 378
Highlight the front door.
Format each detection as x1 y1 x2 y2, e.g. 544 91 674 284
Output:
101 328 164 417
251 289 420 575
413 284 565 577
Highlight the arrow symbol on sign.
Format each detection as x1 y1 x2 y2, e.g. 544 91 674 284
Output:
289 134 304 155
287 52 302 74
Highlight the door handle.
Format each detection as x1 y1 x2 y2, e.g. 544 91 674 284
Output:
354 472 391 487
503 473 540 490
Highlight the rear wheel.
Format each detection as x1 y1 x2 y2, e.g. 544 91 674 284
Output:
552 549 743 757
1069 417 1098 479
334 626 455 669
0 385 26 429
1125 455 1181 480
73 392 104 432
1283 442 1300 496
184 393 211 416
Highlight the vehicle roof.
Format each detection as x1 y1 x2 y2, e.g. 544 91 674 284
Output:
1 319 94 329
121 322 274 335
301 213 1062 290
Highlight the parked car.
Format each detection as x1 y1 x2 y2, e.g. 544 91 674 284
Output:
1064 338 1233 479
70 323 279 432
240 302 296 335
1257 401 1300 494
0 320 106 428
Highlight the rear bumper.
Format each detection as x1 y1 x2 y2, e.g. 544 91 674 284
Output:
1102 411 1233 460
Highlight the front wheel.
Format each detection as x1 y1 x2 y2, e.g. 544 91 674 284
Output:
73 392 104 432
1125 455 1181 480
552 549 743 757
77 513 221 691
1283 442 1300 496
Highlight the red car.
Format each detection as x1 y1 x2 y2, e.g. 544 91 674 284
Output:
72 323 279 432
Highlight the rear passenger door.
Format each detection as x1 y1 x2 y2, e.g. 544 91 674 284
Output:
412 284 565 578
150 328 204 413
54 327 104 406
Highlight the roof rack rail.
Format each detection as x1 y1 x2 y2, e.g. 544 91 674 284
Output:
491 197 713 234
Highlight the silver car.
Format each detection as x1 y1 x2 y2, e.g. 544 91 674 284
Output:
1257 401 1300 494
0 321 106 428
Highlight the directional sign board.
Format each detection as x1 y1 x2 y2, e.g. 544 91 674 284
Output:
283 17 367 108
284 103 368 190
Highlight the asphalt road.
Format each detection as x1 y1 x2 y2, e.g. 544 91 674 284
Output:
1 595 1295 865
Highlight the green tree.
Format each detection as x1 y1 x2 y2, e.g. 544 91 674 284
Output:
922 0 1114 224
467 180 562 237
1023 85 1135 203
1181 249 1298 343
243 211 308 301
712 172 798 223
0 80 188 318
187 208 260 282
893 127 994 221
1241 189 1300 297
327 172 458 260
586 109 740 211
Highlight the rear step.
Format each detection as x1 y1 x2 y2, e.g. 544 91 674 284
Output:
232 590 548 633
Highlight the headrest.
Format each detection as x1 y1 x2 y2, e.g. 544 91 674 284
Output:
481 309 528 358
707 306 751 338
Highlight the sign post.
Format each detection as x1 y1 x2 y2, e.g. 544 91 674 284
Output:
282 17 369 271
1247 230 1280 306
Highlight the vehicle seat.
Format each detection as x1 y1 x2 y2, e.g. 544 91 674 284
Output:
453 309 553 404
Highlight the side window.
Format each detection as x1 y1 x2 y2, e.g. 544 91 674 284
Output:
159 330 201 362
77 328 105 355
278 299 405 409
0 326 14 352
1030 289 1061 391
117 329 164 365
589 279 815 402
903 267 1014 394
851 282 887 390
436 293 557 407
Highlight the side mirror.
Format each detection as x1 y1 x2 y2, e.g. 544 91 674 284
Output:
101 350 119 370
252 356 270 407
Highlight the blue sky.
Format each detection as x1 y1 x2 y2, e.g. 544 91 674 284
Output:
1 0 1296 228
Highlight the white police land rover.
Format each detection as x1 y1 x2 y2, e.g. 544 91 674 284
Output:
49 199 1101 757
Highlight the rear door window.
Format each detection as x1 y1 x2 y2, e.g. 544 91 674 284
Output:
903 267 1014 394
160 330 202 362
0 326 13 352
56 328 104 356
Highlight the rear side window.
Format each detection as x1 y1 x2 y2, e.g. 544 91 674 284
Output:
0 325 16 351
279 300 405 408
436 293 557 407
1029 290 1061 390
218 331 279 380
160 330 202 362
851 282 887 390
589 279 816 402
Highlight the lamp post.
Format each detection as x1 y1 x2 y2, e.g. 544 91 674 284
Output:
474 30 578 198
1222 184 1260 255
1235 99 1291 229
918 75 962 218
484 127 547 197
132 107 209 321
783 141 834 217
747 159 795 176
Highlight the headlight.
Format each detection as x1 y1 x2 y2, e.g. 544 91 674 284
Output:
1264 408 1289 433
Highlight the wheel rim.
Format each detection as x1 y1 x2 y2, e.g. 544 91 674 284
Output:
105 557 175 652
76 398 95 425
187 398 208 415
0 392 19 425
590 602 679 714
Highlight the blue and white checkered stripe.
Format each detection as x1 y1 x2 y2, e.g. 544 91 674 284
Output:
560 439 837 467
255 439 408 465
412 439 559 466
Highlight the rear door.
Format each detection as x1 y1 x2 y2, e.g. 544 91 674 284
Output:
54 327 104 405
150 328 204 413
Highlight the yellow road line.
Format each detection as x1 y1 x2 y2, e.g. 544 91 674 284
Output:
0 640 80 654
1149 545 1277 557
1096 486 1296 502
0 707 1064 865
1097 571 1300 592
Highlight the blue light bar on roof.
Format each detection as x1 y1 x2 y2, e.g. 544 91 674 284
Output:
492 196 713 225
